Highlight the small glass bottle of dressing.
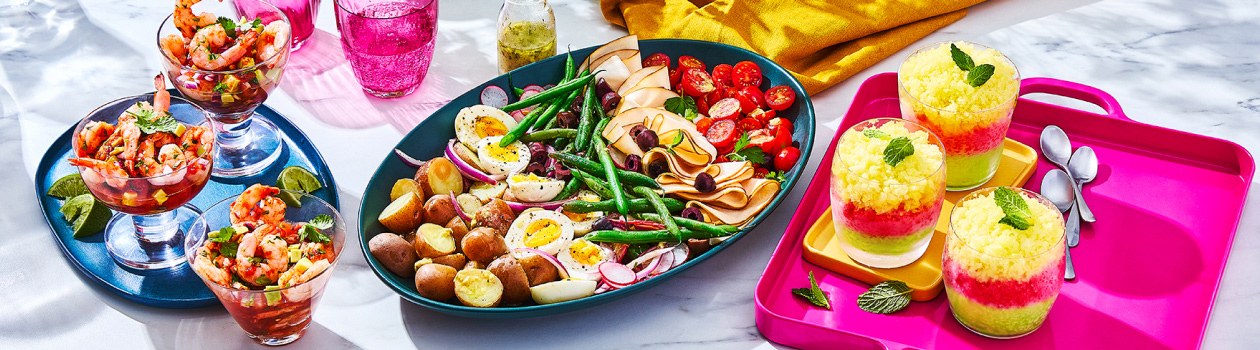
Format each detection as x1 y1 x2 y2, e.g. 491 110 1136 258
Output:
497 0 556 74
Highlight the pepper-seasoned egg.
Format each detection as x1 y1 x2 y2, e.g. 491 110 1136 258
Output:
506 173 566 203
560 190 603 236
475 136 530 175
455 105 517 147
558 238 614 281
506 210 575 256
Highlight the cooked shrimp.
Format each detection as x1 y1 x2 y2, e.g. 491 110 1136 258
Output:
256 21 289 62
77 121 115 158
138 132 178 162
277 259 331 288
192 246 232 286
189 24 257 70
301 241 334 262
68 158 130 188
234 230 289 286
178 125 214 159
157 144 188 168
230 184 286 226
174 0 220 39
98 119 141 165
160 34 189 65
153 74 171 113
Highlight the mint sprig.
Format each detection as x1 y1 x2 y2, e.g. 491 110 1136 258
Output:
862 129 890 139
791 272 831 309
950 44 975 71
949 43 995 88
994 187 1033 230
857 280 912 314
882 136 914 167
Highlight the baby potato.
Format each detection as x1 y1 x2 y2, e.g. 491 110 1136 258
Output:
455 193 483 216
445 217 471 250
416 157 464 198
454 269 503 308
431 253 467 269
472 199 515 235
414 223 457 259
379 192 423 234
464 260 485 270
368 232 417 277
469 182 507 203
415 263 457 302
462 227 507 265
390 178 422 201
488 255 531 306
424 194 458 225
517 252 560 286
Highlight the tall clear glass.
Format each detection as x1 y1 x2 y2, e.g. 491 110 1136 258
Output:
157 0 292 178
830 118 946 268
186 190 346 346
236 0 321 50
73 94 214 270
334 0 438 98
898 41 1020 191
943 187 1066 338
497 0 555 74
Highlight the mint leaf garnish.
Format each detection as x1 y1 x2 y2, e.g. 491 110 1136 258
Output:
862 129 889 139
791 272 831 309
994 187 1033 230
857 280 912 314
965 64 995 88
664 96 697 119
950 43 975 71
882 136 914 167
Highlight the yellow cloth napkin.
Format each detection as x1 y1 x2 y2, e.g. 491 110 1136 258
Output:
601 0 987 95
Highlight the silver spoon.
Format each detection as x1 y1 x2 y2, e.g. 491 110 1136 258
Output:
1039 126 1096 222
1041 169 1077 280
1069 146 1098 223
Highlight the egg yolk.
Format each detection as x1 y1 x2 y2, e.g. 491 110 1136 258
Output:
510 173 547 183
475 116 508 139
524 219 561 247
563 194 601 221
569 240 604 266
484 142 523 162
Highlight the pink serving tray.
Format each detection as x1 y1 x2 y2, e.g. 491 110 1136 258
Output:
754 73 1254 350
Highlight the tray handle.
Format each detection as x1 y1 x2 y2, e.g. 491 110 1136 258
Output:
1020 77 1130 121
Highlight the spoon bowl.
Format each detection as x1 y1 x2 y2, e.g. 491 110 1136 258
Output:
1040 169 1078 280
1070 146 1099 222
1040 126 1073 169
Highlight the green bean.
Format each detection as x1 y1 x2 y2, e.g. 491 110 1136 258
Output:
551 177 582 201
500 100 556 146
585 228 727 244
549 152 659 189
570 168 615 199
534 88 580 130
563 197 685 213
519 128 577 142
500 73 595 112
595 137 629 215
634 186 681 241
562 51 575 82
573 83 596 151
638 213 740 237
587 117 611 157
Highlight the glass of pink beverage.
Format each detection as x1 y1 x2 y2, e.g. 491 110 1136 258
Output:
334 0 438 98
236 0 321 50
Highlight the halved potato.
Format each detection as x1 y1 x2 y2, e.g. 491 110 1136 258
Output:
414 223 457 259
379 192 422 234
445 217 471 250
472 199 515 235
455 193 483 217
416 157 464 197
432 253 467 269
423 194 458 225
390 179 422 201
517 252 559 286
454 269 503 307
461 227 507 265
469 182 508 203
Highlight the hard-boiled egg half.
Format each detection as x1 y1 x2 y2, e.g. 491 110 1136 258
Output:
506 209 575 256
506 173 566 203
475 136 530 176
558 238 614 281
455 105 517 146
559 190 603 235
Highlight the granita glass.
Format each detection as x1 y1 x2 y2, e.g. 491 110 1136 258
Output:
830 118 946 269
898 41 1020 191
943 187 1066 339
186 190 345 346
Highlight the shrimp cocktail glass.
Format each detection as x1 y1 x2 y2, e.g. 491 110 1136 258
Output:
943 187 1066 338
898 42 1020 191
187 185 345 346
69 75 215 270
830 118 946 268
158 0 293 178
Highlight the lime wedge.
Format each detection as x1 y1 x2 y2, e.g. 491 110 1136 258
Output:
275 166 323 207
47 173 90 199
60 194 112 238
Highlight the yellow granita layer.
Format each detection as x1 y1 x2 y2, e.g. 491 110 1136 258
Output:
948 189 1065 281
899 42 1019 131
831 122 945 214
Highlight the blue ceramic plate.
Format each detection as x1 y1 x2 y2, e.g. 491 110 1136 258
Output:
360 39 815 318
34 94 339 309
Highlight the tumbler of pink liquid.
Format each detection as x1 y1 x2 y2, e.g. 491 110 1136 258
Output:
234 0 320 50
334 0 438 98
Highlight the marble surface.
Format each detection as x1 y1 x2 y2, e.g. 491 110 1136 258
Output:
2 0 1258 348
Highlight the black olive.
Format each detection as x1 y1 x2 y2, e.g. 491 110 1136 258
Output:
647 160 668 178
556 111 578 129
624 154 643 172
570 94 584 114
528 142 548 164
601 92 621 113
694 172 717 193
595 78 614 97
550 163 572 180
592 217 615 231
634 129 659 152
628 124 649 138
681 207 704 221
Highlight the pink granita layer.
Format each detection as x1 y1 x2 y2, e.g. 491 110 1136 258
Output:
908 112 1010 156
943 255 1065 308
838 196 944 238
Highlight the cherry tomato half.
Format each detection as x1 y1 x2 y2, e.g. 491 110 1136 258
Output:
711 64 734 88
753 167 770 178
765 85 795 111
737 118 763 133
709 97 742 121
643 53 671 68
694 117 715 134
748 108 776 125
733 61 763 88
678 55 707 73
775 146 802 171
772 126 793 156
669 67 683 88
705 119 739 149
705 89 725 106
682 69 717 97
747 129 781 156
766 117 793 135
734 86 765 113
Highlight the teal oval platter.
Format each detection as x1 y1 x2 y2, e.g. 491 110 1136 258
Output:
359 39 815 318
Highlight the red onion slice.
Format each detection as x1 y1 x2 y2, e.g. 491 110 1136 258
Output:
503 196 576 211
450 190 471 222
444 140 505 184
394 148 426 168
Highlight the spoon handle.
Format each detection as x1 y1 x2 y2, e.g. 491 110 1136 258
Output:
1064 247 1076 280
1073 182 1096 222
1067 203 1081 247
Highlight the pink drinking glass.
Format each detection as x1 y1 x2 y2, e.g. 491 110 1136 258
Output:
236 0 321 50
333 0 438 98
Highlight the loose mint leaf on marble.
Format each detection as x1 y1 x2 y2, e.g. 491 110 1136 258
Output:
857 280 912 314
882 137 915 167
950 43 975 71
994 187 1033 230
965 64 996 88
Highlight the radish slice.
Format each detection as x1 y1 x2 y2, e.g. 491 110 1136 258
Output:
595 282 612 294
445 140 505 184
503 197 576 211
522 85 544 93
652 251 674 275
510 110 526 122
635 255 662 280
450 190 471 222
669 244 689 269
394 149 425 168
598 262 636 286
481 85 509 108
511 248 569 280
627 247 671 269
